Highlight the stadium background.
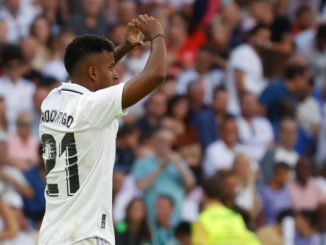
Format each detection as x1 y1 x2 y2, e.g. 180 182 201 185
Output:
1 0 326 244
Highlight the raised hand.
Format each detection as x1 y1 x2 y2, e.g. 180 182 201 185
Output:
130 14 164 42
124 21 145 48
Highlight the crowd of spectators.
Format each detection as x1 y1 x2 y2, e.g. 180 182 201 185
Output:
1 0 326 244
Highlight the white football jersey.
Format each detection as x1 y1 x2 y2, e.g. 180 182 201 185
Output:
38 82 126 245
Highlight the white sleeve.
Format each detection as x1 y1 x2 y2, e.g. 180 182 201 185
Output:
230 49 251 72
79 83 127 128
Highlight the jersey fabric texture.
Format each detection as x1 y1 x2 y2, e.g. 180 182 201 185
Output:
38 82 126 245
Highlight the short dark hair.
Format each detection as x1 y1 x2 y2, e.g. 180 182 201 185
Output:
175 221 191 237
213 86 227 99
296 210 318 228
64 35 115 75
273 162 291 173
277 209 295 223
202 174 224 200
284 64 307 79
1 44 24 66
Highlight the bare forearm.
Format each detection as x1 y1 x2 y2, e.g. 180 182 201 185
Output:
113 43 134 65
0 203 19 240
122 36 166 109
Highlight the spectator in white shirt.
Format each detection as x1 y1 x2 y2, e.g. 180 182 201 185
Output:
261 118 299 182
296 78 321 138
0 44 35 133
236 92 274 161
176 46 224 105
203 117 255 177
226 24 271 115
42 29 75 82
295 24 326 89
0 0 37 43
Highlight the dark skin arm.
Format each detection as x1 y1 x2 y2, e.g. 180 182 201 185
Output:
113 23 144 64
121 15 167 109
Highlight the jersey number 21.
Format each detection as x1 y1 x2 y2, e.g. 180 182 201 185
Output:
41 133 80 197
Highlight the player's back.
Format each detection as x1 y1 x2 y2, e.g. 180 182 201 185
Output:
39 82 126 245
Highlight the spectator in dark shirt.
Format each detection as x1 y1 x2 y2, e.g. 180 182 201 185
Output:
194 87 232 150
135 91 167 139
259 64 310 126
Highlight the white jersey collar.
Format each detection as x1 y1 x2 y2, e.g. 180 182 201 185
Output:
61 81 90 95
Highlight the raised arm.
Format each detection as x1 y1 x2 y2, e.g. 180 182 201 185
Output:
121 15 167 109
113 22 144 64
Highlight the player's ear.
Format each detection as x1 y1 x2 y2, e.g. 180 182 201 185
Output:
88 65 98 82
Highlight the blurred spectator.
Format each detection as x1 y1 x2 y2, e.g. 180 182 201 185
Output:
152 195 175 245
0 0 38 43
112 169 141 223
115 124 140 172
257 209 295 245
192 173 260 244
236 92 274 161
115 198 151 245
176 46 224 105
296 78 320 139
42 29 75 82
260 118 299 182
135 91 167 138
186 80 207 118
317 164 326 195
0 97 7 132
166 13 191 68
295 210 321 245
289 157 326 210
6 112 39 171
3 199 36 244
296 23 326 90
0 200 19 241
29 15 52 71
203 117 256 177
131 128 195 226
259 163 292 225
0 44 36 133
259 64 310 126
220 2 244 49
226 24 271 115
292 5 316 35
233 154 260 222
31 81 53 138
69 0 108 36
286 0 321 20
0 18 9 45
0 132 34 200
194 87 232 150
205 21 231 70
117 0 137 26
169 221 191 245
162 95 201 169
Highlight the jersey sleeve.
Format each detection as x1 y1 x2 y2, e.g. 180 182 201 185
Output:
79 83 127 128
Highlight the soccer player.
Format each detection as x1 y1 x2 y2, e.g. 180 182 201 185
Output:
38 15 166 245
